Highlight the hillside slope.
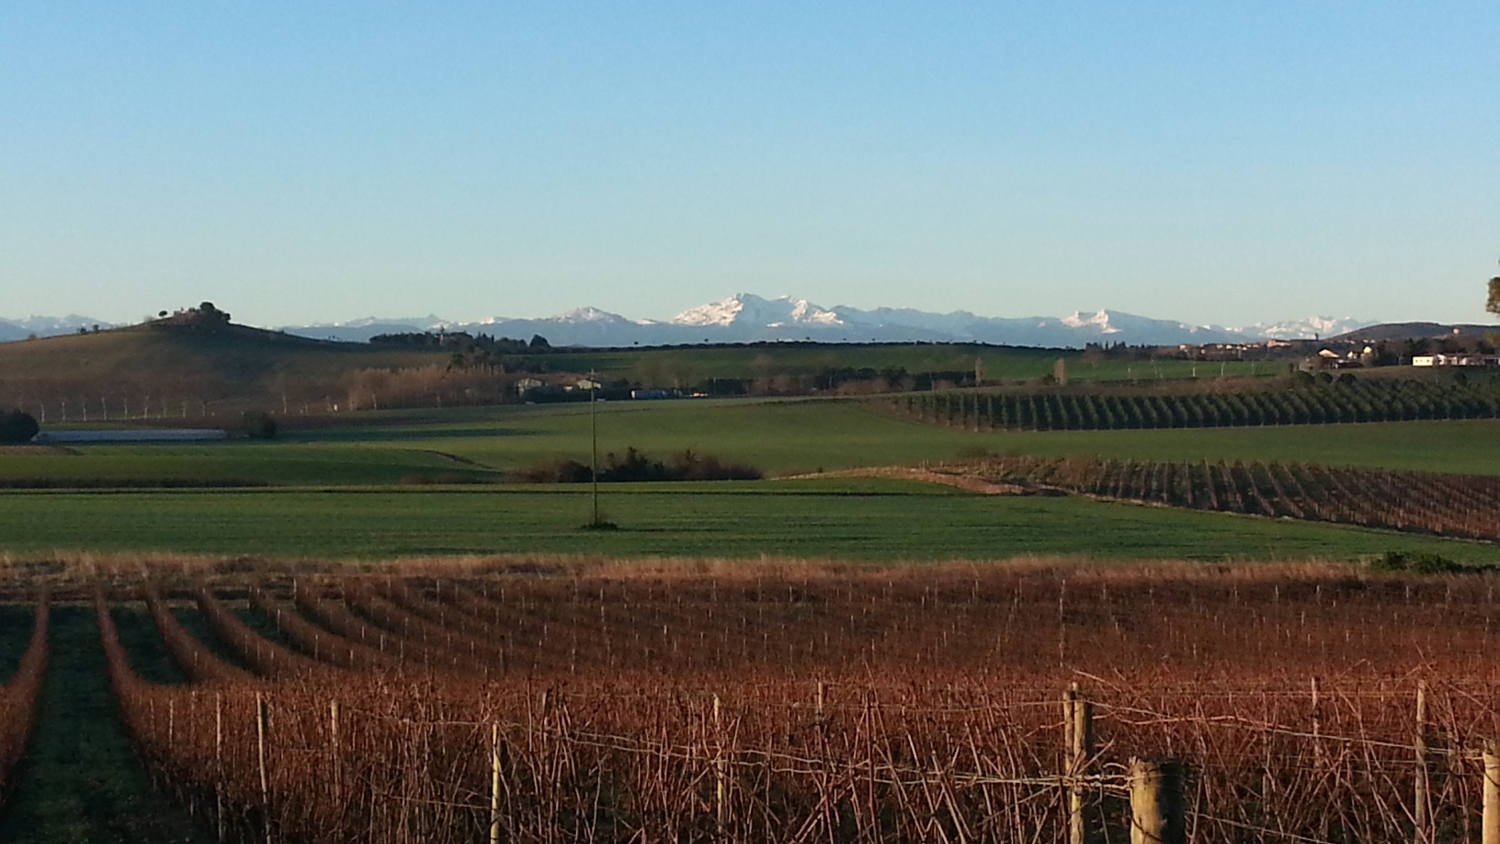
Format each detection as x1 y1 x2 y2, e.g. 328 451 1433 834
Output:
1328 321 1498 343
0 323 447 413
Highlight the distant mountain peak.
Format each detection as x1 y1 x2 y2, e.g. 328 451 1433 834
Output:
555 306 629 323
0 314 116 342
671 294 747 327
672 292 847 329
1234 316 1373 340
1060 309 1122 334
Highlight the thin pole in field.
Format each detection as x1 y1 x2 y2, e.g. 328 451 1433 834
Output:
256 692 271 844
490 723 501 844
1483 740 1499 844
590 370 599 526
329 700 341 798
713 694 727 833
215 692 224 843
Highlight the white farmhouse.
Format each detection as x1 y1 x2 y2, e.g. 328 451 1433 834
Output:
1412 354 1500 367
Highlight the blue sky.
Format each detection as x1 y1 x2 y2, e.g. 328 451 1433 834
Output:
2 2 1496 327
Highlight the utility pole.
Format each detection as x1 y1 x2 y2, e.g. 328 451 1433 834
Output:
590 372 599 526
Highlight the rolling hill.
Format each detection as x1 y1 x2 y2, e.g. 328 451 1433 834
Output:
0 322 449 416
1327 321 1500 343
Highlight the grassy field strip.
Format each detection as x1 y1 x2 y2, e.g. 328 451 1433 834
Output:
0 488 1493 562
0 606 209 843
3 401 1498 487
227 402 1500 479
0 477 961 497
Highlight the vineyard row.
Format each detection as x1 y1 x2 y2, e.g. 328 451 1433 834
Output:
951 456 1500 543
883 378 1500 431
95 580 1500 844
0 597 47 802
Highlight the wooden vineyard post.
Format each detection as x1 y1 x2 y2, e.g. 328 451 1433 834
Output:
1064 684 1095 844
215 691 224 843
1414 681 1430 844
257 691 271 844
329 699 341 798
490 723 501 844
1310 676 1323 771
1128 760 1184 844
1482 740 1500 844
713 694 728 834
1063 686 1076 840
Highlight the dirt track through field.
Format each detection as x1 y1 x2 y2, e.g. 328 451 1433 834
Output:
781 465 1028 495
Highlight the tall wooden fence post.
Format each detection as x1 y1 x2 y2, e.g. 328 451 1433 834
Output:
1064 684 1095 844
257 691 271 844
1483 740 1499 844
1129 759 1184 844
1414 680 1430 844
329 699 341 798
490 723 501 844
713 694 728 834
1310 676 1323 771
215 691 224 844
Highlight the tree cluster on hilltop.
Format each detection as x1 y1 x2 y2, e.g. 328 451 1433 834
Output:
150 301 232 330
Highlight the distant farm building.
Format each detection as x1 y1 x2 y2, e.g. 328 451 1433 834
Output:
1412 354 1500 368
1298 350 1363 372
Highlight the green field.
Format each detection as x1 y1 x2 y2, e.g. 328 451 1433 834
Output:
394 400 1500 477
0 482 1493 563
2 397 1495 562
0 442 500 486
3 398 1498 487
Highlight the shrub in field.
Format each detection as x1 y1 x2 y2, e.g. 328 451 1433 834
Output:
598 446 670 481
241 410 277 439
666 448 762 481
1370 550 1470 574
510 458 593 483
512 447 761 483
0 410 39 444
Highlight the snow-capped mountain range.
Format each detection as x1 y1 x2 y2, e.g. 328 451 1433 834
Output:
0 314 114 342
277 294 1375 347
0 295 1375 347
